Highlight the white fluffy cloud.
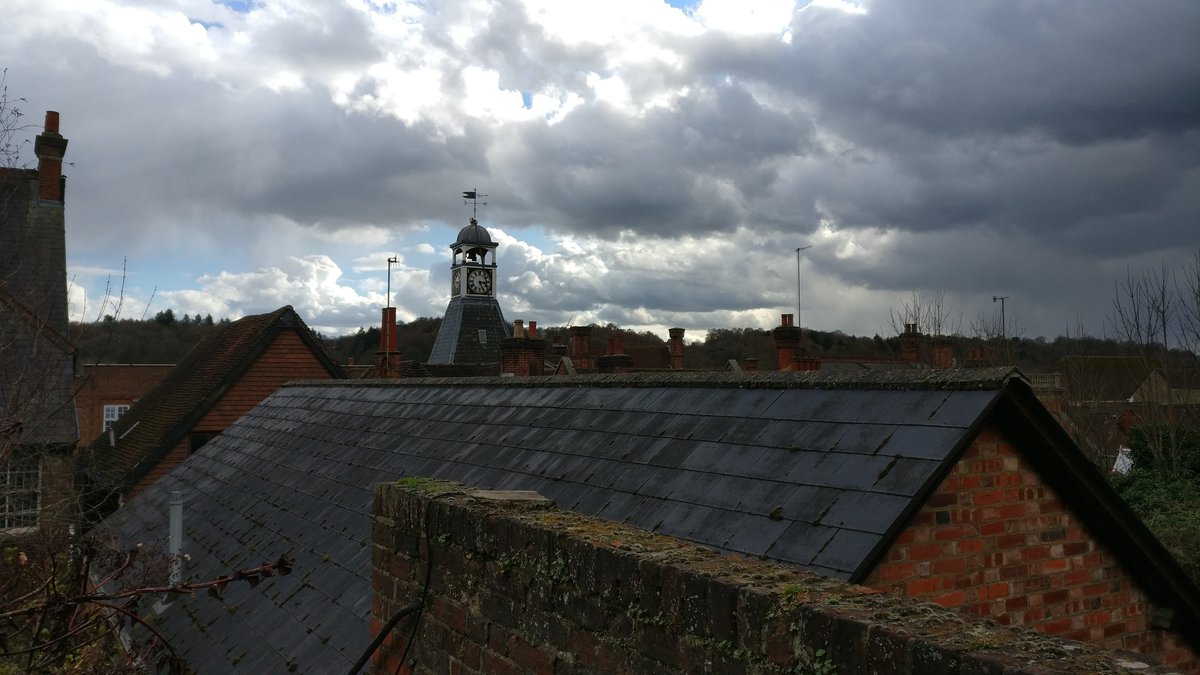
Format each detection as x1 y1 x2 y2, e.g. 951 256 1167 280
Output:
9 0 1199 341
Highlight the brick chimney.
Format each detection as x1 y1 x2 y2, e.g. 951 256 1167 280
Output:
900 323 922 364
35 111 68 202
773 314 801 370
501 319 545 376
742 357 758 371
930 336 954 369
551 335 567 359
596 338 633 373
792 356 821 371
569 326 593 370
373 307 402 378
668 327 685 370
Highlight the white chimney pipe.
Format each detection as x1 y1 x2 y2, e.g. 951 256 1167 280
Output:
168 491 183 586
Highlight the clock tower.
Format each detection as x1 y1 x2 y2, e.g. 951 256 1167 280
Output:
428 218 510 364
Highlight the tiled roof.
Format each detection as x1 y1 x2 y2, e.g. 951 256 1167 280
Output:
427 296 508 364
96 368 1200 673
82 306 342 490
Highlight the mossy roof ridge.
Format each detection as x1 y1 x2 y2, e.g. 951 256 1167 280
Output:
284 366 1022 391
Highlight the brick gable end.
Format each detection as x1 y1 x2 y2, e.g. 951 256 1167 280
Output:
865 424 1198 671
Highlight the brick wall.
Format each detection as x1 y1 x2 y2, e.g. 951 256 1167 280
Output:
865 424 1198 671
193 329 334 431
127 330 335 496
75 364 174 446
371 481 1179 675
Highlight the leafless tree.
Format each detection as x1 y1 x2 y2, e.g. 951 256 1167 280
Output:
1107 252 1200 475
888 290 961 337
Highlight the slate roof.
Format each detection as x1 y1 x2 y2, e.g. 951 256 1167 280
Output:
426 295 509 364
81 306 343 491
96 368 1200 673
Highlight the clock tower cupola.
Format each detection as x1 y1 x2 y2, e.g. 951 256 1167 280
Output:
428 210 510 364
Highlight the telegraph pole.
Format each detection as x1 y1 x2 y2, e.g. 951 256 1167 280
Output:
992 295 1008 339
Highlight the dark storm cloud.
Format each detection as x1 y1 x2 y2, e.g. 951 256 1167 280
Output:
6 0 1198 339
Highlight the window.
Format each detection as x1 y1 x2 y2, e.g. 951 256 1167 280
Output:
1 455 41 531
478 329 488 344
103 404 130 431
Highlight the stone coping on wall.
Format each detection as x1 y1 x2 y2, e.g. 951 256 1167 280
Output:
373 480 1179 674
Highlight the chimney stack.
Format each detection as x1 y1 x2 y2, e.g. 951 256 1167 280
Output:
35 111 68 202
900 323 922 364
374 307 402 377
569 326 593 370
501 319 546 376
668 327 685 370
772 314 801 370
742 357 758 371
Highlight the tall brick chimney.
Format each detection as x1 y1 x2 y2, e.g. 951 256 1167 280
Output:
374 307 402 378
668 328 685 370
501 320 545 376
569 326 593 370
900 323 922 365
773 314 801 370
35 111 68 202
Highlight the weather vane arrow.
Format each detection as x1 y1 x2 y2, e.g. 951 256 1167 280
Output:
462 189 488 220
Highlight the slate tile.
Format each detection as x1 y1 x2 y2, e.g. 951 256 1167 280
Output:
826 454 902 491
811 528 882 576
926 390 997 427
878 425 967 460
724 515 792 556
766 522 837 566
778 484 842 523
819 492 912 534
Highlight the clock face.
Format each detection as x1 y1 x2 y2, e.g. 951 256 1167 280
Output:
451 268 461 296
467 269 491 294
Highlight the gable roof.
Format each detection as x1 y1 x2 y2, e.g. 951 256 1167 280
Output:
82 306 343 490
96 369 1200 673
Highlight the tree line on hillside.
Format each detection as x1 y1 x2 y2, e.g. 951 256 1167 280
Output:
69 312 1188 373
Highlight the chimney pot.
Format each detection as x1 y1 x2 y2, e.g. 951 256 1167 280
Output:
513 319 525 338
44 111 60 134
528 321 537 337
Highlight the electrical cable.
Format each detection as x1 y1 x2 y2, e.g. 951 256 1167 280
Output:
343 493 444 675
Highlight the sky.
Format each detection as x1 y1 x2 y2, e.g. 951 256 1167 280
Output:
3 0 1197 342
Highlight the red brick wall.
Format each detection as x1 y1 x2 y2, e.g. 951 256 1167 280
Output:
370 482 1178 675
75 364 174 446
865 424 1198 671
126 330 334 497
192 330 333 432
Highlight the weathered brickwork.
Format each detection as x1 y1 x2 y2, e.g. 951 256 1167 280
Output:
372 481 1179 675
866 423 1198 671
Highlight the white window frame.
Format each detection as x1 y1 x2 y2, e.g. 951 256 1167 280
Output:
103 404 130 431
1 454 42 532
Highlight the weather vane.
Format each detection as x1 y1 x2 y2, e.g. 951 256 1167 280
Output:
462 189 488 220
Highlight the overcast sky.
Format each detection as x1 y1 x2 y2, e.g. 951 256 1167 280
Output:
4 0 1197 341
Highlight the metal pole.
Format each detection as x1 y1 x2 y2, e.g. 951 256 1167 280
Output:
387 257 398 309
796 245 812 340
992 295 1008 339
